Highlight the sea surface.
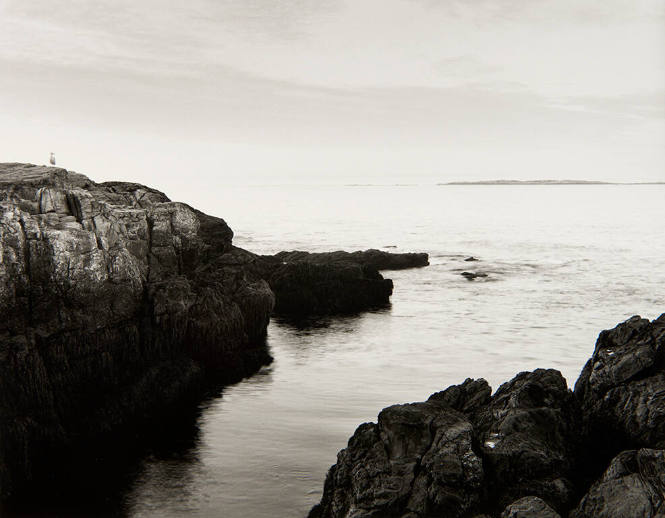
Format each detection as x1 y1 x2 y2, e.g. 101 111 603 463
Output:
16 185 665 517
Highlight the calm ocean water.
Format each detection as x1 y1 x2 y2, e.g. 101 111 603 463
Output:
66 185 665 516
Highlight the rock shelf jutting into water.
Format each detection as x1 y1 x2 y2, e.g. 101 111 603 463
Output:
258 250 428 316
308 314 665 518
0 163 428 501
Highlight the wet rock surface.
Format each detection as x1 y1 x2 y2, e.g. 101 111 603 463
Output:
0 163 275 498
461 271 488 281
310 314 665 518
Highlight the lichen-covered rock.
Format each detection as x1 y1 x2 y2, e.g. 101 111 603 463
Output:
0 163 274 498
500 496 561 518
570 449 665 518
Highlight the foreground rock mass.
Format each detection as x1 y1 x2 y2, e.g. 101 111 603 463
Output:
0 163 277 497
310 314 665 518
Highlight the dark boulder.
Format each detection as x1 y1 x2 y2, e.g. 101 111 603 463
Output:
465 256 480 262
574 315 665 458
570 449 665 518
309 398 484 518
309 371 578 517
472 369 580 514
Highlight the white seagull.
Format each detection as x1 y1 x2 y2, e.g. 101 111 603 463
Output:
49 152 56 166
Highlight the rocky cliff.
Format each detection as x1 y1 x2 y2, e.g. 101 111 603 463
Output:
309 314 665 518
0 163 275 498
0 163 430 500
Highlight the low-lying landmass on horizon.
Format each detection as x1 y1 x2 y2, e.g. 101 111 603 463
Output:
441 179 665 185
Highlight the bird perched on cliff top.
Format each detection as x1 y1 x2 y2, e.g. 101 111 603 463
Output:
49 152 56 166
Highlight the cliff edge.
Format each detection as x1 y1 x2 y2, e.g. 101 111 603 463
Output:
0 163 275 497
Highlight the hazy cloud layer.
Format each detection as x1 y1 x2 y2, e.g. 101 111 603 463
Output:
1 0 663 188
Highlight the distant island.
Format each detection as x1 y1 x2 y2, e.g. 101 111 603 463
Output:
441 179 665 185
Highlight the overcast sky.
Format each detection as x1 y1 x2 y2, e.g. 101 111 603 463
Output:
1 0 663 191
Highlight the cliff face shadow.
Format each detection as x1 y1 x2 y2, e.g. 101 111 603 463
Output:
0 403 203 517
1 343 274 518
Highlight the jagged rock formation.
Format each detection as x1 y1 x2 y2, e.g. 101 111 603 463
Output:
0 163 275 498
309 314 665 518
574 314 665 453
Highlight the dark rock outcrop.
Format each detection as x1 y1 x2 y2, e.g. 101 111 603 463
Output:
472 370 580 512
265 259 393 315
310 314 665 518
0 163 275 498
268 249 429 271
256 249 430 316
309 384 487 518
257 250 428 315
574 314 665 454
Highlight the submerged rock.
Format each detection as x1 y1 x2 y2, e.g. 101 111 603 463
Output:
461 271 488 280
0 163 275 498
309 314 665 518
